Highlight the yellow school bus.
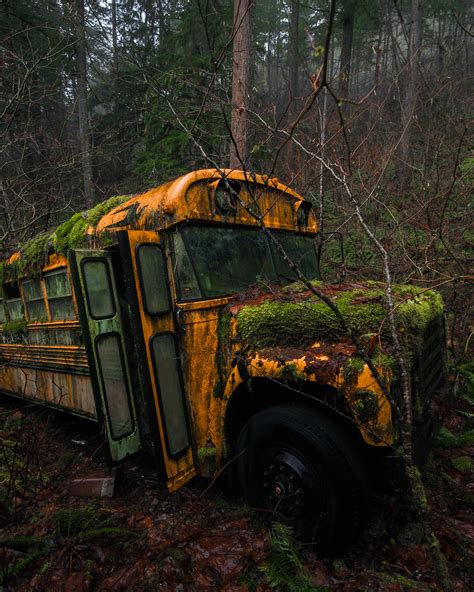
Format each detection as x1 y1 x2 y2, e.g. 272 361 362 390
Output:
0 169 446 553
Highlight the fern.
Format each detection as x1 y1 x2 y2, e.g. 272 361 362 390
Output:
436 426 474 448
261 522 328 592
2 549 46 584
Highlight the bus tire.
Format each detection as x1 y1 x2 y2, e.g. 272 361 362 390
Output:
235 405 369 555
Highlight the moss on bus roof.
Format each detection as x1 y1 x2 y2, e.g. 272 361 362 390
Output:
2 195 131 280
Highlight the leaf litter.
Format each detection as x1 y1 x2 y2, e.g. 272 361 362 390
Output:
0 374 472 591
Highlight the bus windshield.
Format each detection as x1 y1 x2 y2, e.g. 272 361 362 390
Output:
171 225 320 300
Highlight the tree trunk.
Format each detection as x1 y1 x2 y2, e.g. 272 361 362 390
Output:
229 0 255 169
397 0 422 187
112 0 118 74
288 0 300 111
339 0 355 100
73 0 94 207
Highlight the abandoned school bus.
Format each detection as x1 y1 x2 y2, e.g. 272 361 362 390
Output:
0 169 446 553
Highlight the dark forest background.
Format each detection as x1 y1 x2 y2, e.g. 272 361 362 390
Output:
0 0 472 341
0 3 473 589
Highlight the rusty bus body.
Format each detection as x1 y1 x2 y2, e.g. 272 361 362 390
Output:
0 169 446 553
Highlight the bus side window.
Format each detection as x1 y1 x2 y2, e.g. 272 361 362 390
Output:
44 269 76 320
5 283 24 321
22 278 47 322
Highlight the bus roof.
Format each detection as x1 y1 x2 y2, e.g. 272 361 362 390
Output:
97 168 316 234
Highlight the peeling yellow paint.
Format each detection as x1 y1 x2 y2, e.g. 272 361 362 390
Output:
97 169 317 235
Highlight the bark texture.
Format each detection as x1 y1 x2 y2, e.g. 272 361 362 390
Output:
73 0 94 207
397 0 422 186
229 0 255 169
339 0 355 100
288 0 300 110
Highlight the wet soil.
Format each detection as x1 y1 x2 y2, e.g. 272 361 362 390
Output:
0 382 472 591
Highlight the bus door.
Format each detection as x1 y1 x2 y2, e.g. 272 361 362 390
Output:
69 250 142 463
117 230 196 492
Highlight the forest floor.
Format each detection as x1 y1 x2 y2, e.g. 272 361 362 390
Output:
0 372 473 592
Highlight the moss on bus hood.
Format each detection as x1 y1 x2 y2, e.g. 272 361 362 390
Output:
3 195 131 279
231 281 444 357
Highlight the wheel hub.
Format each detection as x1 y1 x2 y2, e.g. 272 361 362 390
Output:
262 451 314 518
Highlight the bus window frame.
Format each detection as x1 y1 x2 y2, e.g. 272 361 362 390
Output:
167 228 203 304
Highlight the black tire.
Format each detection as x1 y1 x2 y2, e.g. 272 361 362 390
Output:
236 405 369 555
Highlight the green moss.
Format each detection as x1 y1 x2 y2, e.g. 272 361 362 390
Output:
342 356 366 382
87 194 131 226
52 212 89 252
10 234 51 279
451 456 473 474
197 446 217 459
278 363 306 383
52 195 131 253
405 465 428 509
372 351 395 371
284 279 324 294
1 319 27 335
3 195 131 279
352 390 379 423
236 285 444 362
